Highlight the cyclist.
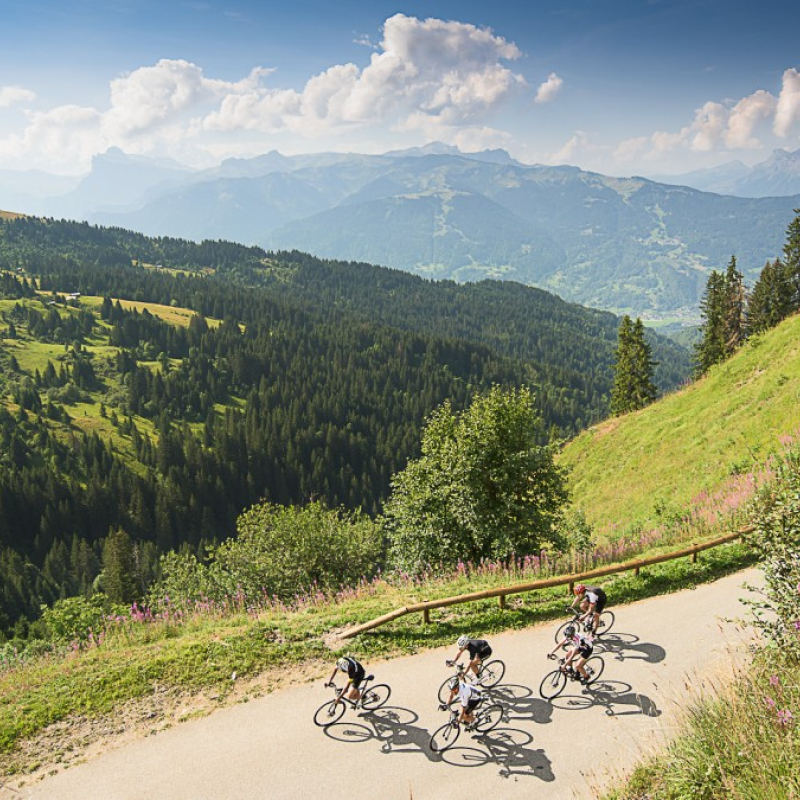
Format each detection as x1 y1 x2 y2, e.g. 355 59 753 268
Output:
439 674 482 727
326 655 365 704
548 624 594 684
572 583 608 634
448 635 492 680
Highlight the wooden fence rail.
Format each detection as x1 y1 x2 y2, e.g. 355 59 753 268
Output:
339 527 752 639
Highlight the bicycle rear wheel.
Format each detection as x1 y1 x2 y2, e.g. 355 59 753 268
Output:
595 610 615 636
313 699 345 727
437 676 456 704
430 720 461 752
582 656 605 687
473 703 503 733
477 659 505 688
539 669 567 700
360 683 391 710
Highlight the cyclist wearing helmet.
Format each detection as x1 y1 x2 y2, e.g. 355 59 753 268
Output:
439 674 482 726
572 583 607 634
326 655 366 703
548 625 594 684
448 635 492 680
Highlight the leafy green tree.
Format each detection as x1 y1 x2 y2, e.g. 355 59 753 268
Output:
384 386 568 572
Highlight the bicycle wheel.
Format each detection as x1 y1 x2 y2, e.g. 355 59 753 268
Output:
582 656 605 687
477 659 506 688
539 669 567 700
437 676 456 704
360 683 391 710
313 699 346 727
429 720 461 753
595 610 615 636
473 703 503 733
554 619 576 645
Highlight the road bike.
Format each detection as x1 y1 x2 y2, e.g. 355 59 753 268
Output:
429 700 504 753
539 654 605 700
553 606 615 645
313 675 391 727
436 657 506 703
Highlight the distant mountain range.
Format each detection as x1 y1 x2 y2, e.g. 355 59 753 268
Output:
2 143 799 320
651 147 800 197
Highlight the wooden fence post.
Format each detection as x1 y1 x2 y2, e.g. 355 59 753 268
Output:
423 604 430 625
499 594 506 610
634 566 641 577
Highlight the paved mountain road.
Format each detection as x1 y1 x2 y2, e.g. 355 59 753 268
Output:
22 568 760 799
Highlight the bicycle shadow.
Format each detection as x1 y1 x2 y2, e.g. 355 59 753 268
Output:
324 704 556 782
594 632 667 664
486 683 555 725
548 680 662 718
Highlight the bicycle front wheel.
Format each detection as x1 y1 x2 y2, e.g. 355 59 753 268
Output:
430 720 461 752
539 669 567 700
313 699 345 727
583 656 605 688
360 683 391 710
473 703 503 733
554 620 576 645
477 659 506 688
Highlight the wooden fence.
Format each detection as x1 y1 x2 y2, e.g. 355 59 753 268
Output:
339 528 751 639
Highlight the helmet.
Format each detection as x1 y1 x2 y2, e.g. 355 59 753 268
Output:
573 584 586 595
448 676 460 690
457 635 470 648
336 657 350 671
564 626 576 639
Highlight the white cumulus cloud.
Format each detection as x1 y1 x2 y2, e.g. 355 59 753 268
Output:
774 67 800 138
0 86 36 108
534 73 563 104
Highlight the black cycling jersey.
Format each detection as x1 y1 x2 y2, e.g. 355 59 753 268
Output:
466 639 492 659
340 657 366 683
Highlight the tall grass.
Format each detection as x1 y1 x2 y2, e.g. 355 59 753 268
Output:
606 650 800 800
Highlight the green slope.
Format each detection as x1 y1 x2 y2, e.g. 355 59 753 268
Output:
561 311 800 534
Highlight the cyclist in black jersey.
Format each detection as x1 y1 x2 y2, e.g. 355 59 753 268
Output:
449 635 493 680
572 583 607 634
326 656 365 703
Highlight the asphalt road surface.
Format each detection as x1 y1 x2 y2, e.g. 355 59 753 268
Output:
23 567 761 800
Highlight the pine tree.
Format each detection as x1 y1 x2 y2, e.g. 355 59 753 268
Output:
746 259 793 335
694 270 727 376
630 318 657 409
783 208 800 310
610 315 635 415
611 316 657 415
722 256 746 356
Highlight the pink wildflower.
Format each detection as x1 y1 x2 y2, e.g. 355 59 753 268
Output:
776 709 794 727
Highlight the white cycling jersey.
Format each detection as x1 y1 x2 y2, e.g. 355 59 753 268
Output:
457 682 481 707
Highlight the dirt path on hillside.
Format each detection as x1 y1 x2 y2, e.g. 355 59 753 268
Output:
8 568 762 800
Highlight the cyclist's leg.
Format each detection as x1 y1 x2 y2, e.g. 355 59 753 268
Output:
469 656 481 679
575 655 589 680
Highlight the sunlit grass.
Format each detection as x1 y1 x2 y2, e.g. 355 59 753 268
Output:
560 313 800 534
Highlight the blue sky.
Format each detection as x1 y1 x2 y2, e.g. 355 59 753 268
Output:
1 0 799 176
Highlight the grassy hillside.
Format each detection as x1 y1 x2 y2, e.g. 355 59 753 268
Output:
560 311 800 536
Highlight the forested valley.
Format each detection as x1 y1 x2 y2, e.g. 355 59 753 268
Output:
0 216 691 638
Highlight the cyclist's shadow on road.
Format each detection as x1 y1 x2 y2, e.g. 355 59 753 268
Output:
549 681 662 718
487 683 555 725
595 632 667 664
322 705 555 781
